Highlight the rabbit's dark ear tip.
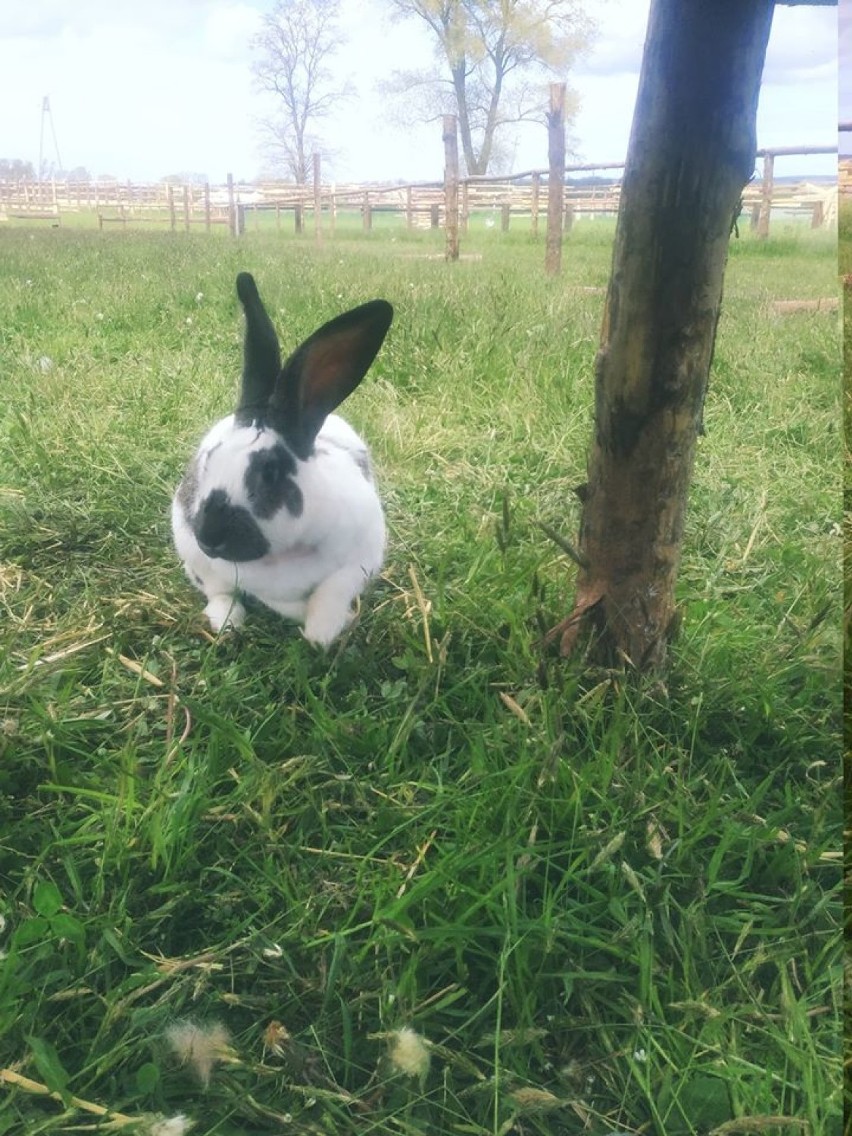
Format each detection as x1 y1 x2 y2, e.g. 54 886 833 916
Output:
369 299 394 327
236 272 258 304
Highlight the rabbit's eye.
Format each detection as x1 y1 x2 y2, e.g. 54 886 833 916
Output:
246 444 302 519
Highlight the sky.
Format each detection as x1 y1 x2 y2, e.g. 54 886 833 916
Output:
842 0 852 153
0 0 840 184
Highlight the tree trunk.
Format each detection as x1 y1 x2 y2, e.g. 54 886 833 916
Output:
555 0 774 670
443 115 460 262
451 63 482 175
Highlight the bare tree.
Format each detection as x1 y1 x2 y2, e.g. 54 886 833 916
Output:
380 0 593 176
252 0 345 183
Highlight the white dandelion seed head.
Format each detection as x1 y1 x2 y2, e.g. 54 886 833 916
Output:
165 1020 231 1087
388 1027 430 1079
146 1113 195 1136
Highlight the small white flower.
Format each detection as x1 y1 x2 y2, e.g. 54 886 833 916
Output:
37 356 54 372
147 1114 195 1136
185 317 193 326
387 1027 430 1080
95 312 104 321
632 1047 647 1063
195 292 204 304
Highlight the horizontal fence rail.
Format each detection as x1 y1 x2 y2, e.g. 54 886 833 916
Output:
0 146 839 236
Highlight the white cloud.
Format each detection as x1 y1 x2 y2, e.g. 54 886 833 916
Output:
575 0 648 77
203 3 262 63
840 0 852 124
762 3 836 85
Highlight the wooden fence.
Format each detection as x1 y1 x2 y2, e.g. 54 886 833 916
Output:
0 174 247 235
0 146 837 238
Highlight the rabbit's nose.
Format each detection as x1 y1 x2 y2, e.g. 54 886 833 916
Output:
196 490 233 554
194 490 271 562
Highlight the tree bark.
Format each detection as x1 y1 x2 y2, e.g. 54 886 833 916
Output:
556 0 775 670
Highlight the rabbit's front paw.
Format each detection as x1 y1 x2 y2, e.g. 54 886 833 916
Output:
204 595 246 633
303 605 353 648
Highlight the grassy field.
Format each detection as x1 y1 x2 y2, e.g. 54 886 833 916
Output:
0 216 842 1136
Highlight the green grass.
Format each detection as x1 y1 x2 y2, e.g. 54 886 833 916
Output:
840 198 852 277
0 218 842 1135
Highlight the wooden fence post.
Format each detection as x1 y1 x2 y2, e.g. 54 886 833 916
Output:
545 83 566 275
443 114 460 261
313 152 322 240
756 150 773 239
227 173 237 237
501 202 511 231
531 172 540 237
363 191 373 231
406 186 414 230
182 185 191 232
461 181 469 233
204 183 211 232
167 184 176 232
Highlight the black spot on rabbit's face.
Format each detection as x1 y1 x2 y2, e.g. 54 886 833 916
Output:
245 443 304 518
193 489 271 562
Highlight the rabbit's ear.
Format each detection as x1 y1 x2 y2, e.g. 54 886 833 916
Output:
269 300 393 459
235 273 282 424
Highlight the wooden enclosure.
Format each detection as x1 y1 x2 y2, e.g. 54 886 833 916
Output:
0 146 836 238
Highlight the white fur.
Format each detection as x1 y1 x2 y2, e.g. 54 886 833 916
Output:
171 413 385 645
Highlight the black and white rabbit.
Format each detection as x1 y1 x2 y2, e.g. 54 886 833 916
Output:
171 272 393 645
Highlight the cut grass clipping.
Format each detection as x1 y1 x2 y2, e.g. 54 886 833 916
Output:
0 218 842 1136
